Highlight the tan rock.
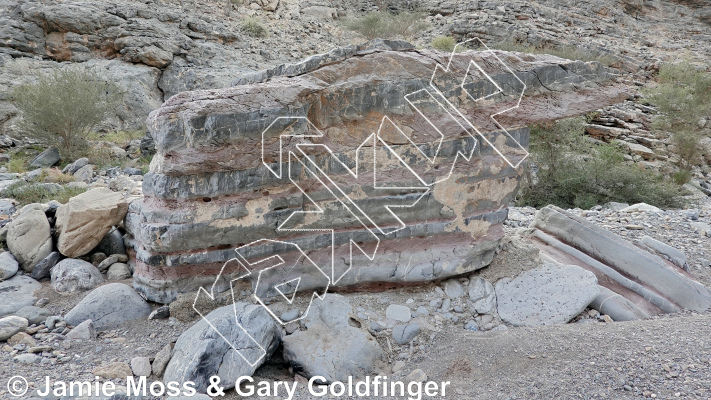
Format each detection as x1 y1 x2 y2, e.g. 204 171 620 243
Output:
55 188 128 258
7 332 36 346
93 362 133 379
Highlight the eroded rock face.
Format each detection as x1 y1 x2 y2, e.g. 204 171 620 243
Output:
125 41 631 303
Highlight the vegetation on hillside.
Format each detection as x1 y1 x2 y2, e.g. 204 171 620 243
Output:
492 40 618 66
518 117 687 209
11 66 123 160
643 62 711 174
344 11 429 41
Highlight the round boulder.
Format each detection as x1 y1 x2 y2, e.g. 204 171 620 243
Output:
51 259 104 293
64 283 151 330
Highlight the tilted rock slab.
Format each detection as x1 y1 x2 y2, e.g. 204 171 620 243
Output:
55 188 128 258
524 206 711 320
125 40 631 303
7 204 52 272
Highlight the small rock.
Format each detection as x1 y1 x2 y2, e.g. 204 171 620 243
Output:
392 360 405 373
30 252 61 280
93 362 133 379
14 353 39 364
152 342 173 378
7 332 36 346
386 304 411 322
281 309 300 322
0 252 19 281
97 254 129 273
148 306 170 320
107 263 131 280
443 279 464 298
66 319 96 340
131 356 152 377
406 369 427 382
464 320 479 331
619 203 661 213
45 316 63 330
392 323 420 345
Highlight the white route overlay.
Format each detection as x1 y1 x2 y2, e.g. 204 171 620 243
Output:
195 38 528 366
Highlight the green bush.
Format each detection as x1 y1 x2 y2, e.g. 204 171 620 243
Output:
344 11 429 41
491 40 617 66
644 62 711 172
518 117 686 209
3 180 86 206
431 36 456 52
11 67 122 158
242 17 268 37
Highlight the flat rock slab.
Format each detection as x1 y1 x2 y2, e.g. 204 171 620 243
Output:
7 205 52 272
64 283 151 330
163 303 280 393
495 263 599 326
0 275 41 317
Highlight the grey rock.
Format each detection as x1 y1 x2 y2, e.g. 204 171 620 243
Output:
65 319 96 340
0 199 15 215
496 263 600 326
385 304 411 322
73 164 94 182
65 283 151 330
0 315 28 341
468 277 496 315
282 294 384 383
590 286 650 322
0 252 19 280
0 275 41 317
94 227 127 256
148 306 170 320
464 320 479 331
152 342 173 378
131 356 152 377
619 203 661 213
528 206 711 314
392 323 420 345
67 319 96 340
369 321 384 332
107 263 131 280
280 309 299 322
414 306 429 317
62 157 89 174
14 353 39 364
30 251 61 280
443 279 464 298
97 254 129 273
51 259 104 293
638 235 689 272
44 316 63 330
7 205 53 272
163 303 280 392
29 147 60 168
14 306 51 325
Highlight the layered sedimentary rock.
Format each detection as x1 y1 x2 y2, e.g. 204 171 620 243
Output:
524 206 711 320
125 40 631 303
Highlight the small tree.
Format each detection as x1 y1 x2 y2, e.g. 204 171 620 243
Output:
644 62 711 171
11 66 122 157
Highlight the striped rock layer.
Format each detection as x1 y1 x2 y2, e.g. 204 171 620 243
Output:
125 40 631 303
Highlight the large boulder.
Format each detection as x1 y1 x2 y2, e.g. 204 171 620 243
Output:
0 275 41 317
125 40 631 303
163 303 280 393
7 205 53 272
55 188 128 258
50 258 104 293
64 283 151 330
0 252 19 280
29 146 60 168
495 263 600 326
282 294 385 383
